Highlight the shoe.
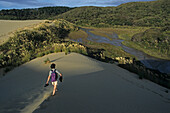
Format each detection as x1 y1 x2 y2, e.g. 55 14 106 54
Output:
44 83 49 87
59 76 63 82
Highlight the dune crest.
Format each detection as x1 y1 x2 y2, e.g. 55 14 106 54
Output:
0 52 169 113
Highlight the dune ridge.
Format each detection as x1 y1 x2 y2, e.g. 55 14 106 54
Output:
0 52 169 113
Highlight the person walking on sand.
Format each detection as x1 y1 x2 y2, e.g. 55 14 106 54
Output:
45 63 63 96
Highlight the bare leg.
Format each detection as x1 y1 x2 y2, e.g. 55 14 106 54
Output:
52 84 57 96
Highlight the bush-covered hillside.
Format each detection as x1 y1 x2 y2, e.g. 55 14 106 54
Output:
131 27 170 58
57 0 169 27
0 0 169 27
0 7 73 20
0 19 78 68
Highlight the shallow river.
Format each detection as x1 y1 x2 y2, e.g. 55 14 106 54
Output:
78 28 170 74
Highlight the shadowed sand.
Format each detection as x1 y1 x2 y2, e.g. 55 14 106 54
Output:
0 52 169 113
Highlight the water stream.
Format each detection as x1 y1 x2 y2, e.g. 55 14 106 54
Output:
78 28 170 74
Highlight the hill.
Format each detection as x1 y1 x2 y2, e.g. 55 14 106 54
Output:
131 27 170 58
57 0 169 27
56 0 170 59
0 0 169 27
0 6 73 20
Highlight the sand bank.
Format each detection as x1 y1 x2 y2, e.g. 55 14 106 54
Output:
0 20 44 44
0 52 169 113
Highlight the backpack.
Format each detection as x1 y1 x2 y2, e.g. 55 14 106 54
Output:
51 69 58 82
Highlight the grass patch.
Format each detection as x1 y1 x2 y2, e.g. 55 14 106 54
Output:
68 29 88 40
68 27 136 59
83 40 134 59
113 26 149 40
122 41 170 60
44 57 51 64
110 26 170 60
89 30 112 40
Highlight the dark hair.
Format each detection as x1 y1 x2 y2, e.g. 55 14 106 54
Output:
50 63 56 69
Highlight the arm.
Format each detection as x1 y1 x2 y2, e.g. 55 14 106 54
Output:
46 75 51 84
59 73 62 77
56 70 63 82
56 70 62 77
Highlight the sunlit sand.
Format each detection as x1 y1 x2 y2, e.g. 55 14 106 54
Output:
0 52 169 113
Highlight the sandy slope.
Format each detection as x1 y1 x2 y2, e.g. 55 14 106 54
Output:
0 52 169 113
0 20 44 44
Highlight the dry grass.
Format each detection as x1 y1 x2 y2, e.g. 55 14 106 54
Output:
0 20 44 45
68 29 88 40
91 28 115 35
112 27 149 40
85 26 149 41
83 27 115 34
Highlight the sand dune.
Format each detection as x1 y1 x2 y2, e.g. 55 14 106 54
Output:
0 20 44 44
0 52 169 113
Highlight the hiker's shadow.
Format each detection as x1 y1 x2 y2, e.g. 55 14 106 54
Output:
50 57 63 62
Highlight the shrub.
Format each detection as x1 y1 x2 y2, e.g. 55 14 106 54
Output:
54 46 63 53
36 52 45 57
44 58 51 64
65 48 69 55
22 53 31 63
45 50 50 55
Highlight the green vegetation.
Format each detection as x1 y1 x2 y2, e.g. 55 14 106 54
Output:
57 0 169 27
131 27 170 59
0 19 78 68
0 1 169 60
0 20 135 73
112 26 149 40
89 30 113 41
1 0 168 27
55 0 170 60
68 29 88 41
0 0 169 87
0 19 113 73
112 26 170 60
0 0 169 60
93 42 133 59
68 28 134 59
119 60 170 88
44 58 51 64
0 7 73 20
113 26 170 60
